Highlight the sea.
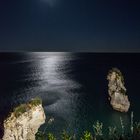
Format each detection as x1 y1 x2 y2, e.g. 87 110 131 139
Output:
0 52 140 138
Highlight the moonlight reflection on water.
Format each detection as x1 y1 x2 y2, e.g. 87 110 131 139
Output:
35 53 80 134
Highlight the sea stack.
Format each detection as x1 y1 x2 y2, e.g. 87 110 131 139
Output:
107 68 130 112
2 98 46 140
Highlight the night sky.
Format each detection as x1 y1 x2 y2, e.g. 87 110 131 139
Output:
0 0 140 51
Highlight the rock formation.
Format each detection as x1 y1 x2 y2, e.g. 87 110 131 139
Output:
2 98 46 140
107 68 130 112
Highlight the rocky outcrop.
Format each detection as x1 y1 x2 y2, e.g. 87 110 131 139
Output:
2 98 46 140
107 68 130 112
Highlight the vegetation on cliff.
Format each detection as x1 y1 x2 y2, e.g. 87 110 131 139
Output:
12 97 42 118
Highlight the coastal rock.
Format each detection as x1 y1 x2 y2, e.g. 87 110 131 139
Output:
107 68 130 112
2 98 46 140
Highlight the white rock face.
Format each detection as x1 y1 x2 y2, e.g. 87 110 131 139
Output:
107 68 130 112
2 104 46 140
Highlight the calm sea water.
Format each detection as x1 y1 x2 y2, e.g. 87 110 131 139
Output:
0 52 140 138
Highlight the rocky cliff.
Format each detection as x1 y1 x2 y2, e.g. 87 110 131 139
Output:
107 68 130 112
2 98 46 140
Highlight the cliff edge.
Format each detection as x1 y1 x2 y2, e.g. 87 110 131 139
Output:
107 68 130 112
2 98 46 140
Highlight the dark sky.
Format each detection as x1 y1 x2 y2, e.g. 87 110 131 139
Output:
0 0 140 52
